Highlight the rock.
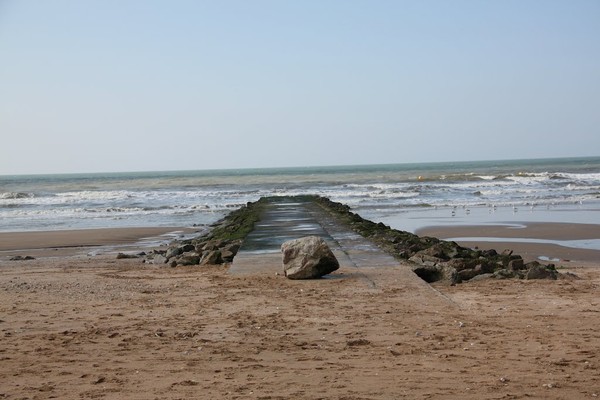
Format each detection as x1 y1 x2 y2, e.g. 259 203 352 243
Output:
408 254 440 267
469 273 494 282
152 254 168 265
176 252 201 266
220 241 242 262
493 269 515 279
281 236 339 279
525 263 558 280
165 246 183 260
9 255 35 261
418 243 450 260
220 249 235 262
482 249 498 257
474 262 495 274
200 239 226 252
445 258 480 272
200 250 222 265
181 244 196 253
116 253 139 259
411 264 458 285
222 241 241 254
457 268 478 282
508 258 525 271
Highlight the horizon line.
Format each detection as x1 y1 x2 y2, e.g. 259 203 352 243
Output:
1 154 599 178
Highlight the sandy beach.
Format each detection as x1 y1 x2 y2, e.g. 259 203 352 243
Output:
1 223 599 399
3 0 599 396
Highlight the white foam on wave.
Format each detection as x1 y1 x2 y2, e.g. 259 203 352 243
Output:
0 191 35 200
554 172 600 181
3 159 600 232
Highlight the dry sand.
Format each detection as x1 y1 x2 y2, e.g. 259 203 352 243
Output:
1 226 599 399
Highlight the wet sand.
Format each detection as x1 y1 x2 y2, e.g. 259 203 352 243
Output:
417 222 600 263
0 227 198 259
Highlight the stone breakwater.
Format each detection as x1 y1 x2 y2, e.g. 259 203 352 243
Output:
313 196 568 284
144 198 266 267
142 196 567 284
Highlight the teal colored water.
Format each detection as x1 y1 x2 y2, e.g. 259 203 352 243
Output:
1 156 599 232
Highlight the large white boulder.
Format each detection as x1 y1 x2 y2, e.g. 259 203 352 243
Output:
281 236 339 279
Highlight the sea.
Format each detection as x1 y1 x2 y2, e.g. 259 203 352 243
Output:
1 157 600 238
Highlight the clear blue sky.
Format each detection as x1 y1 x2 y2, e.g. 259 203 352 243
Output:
1 0 599 174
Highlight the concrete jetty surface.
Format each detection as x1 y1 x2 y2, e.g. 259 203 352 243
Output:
230 197 453 305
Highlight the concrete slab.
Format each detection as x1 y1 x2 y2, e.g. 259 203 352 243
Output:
229 197 454 306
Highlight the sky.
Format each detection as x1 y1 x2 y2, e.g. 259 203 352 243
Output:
1 0 599 175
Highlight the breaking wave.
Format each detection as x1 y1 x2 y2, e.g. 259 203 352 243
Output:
1 157 599 231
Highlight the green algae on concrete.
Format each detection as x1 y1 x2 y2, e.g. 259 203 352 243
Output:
207 198 267 242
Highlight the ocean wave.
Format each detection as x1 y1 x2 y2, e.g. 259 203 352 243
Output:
0 203 23 209
56 190 133 201
2 158 600 232
0 191 34 199
554 172 600 182
412 173 488 182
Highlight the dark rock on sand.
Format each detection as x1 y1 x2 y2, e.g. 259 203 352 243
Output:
525 262 558 280
493 269 515 279
200 250 222 265
116 253 139 259
9 255 35 261
176 252 201 266
508 258 525 271
165 246 184 260
411 264 458 285
457 268 479 282
146 198 264 267
152 254 168 265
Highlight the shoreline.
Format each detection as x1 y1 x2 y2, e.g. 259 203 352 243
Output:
0 226 199 259
417 222 600 263
1 219 598 264
361 202 600 235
